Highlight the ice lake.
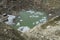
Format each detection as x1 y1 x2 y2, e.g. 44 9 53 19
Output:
13 10 47 29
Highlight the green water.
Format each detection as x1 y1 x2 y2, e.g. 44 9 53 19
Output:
13 10 47 29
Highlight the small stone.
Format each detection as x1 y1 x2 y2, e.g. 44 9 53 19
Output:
41 36 44 38
49 14 52 16
4 29 7 31
47 26 51 29
9 39 12 40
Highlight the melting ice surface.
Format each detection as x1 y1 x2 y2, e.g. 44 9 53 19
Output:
5 15 16 25
13 10 47 30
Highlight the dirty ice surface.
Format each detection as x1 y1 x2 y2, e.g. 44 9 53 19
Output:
5 15 16 25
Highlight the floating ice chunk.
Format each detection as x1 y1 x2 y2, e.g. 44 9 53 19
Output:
36 12 43 15
33 22 35 25
40 19 44 22
5 15 16 25
16 22 20 26
20 19 23 22
36 21 39 24
40 18 46 23
17 26 30 32
26 10 35 14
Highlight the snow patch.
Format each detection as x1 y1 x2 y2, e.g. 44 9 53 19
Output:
20 19 23 22
26 10 35 14
17 26 30 32
5 15 16 25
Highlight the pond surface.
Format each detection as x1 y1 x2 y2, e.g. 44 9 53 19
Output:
13 10 47 29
